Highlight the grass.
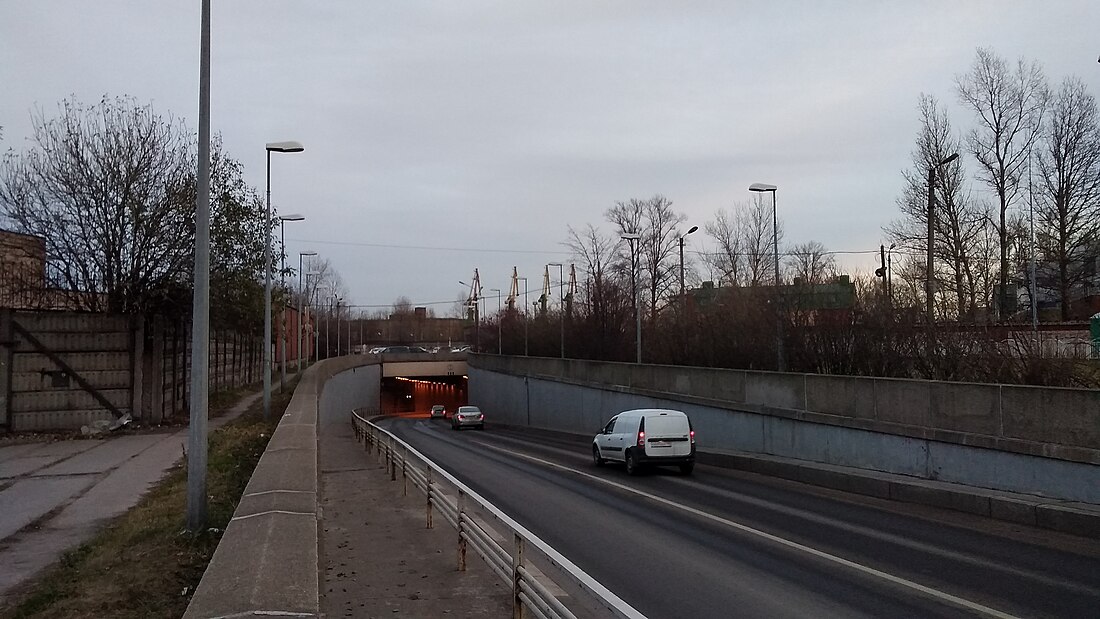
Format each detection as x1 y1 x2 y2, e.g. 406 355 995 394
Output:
0 386 294 619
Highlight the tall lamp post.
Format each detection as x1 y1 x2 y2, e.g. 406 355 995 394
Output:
518 276 529 356
187 0 212 531
547 263 564 358
297 251 317 372
334 296 343 356
679 225 698 299
263 141 304 421
620 233 641 363
278 214 305 390
926 153 958 326
749 183 783 372
490 288 502 354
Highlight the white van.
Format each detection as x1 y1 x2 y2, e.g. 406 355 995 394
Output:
592 409 695 475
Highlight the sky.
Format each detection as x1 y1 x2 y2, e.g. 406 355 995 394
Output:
2 1 1099 317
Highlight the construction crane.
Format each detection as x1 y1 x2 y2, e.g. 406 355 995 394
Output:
538 265 551 315
464 269 482 320
507 266 519 311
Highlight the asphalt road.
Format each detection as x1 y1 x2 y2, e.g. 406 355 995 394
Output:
377 416 1100 619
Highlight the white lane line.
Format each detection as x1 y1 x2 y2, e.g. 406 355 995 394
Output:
481 443 1022 619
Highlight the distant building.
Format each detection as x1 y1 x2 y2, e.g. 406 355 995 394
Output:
0 229 102 310
689 275 857 325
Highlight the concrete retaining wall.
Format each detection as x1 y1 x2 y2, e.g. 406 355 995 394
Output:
183 355 380 619
469 356 1100 503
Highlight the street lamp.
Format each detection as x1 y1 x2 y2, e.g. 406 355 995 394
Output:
490 288 502 354
548 263 564 358
263 140 304 421
679 225 698 299
518 276 529 356
620 233 641 363
297 251 317 372
927 153 959 325
749 182 783 372
888 243 896 305
334 295 343 356
278 213 305 390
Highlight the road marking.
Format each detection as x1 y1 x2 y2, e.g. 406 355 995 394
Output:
483 443 1022 619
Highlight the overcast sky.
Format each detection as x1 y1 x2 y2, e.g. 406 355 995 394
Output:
3 1 1099 316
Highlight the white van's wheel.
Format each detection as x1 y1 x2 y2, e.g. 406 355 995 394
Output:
625 450 639 475
592 445 605 467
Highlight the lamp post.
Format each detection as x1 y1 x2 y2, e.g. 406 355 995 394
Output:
277 214 304 390
263 140 304 421
297 251 317 372
187 0 212 531
518 276 529 356
749 183 783 372
888 243 896 306
547 263 564 358
334 296 343 356
490 288 502 354
927 153 959 326
679 225 698 299
620 233 641 363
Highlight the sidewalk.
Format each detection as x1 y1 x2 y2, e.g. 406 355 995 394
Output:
0 390 261 605
319 412 512 617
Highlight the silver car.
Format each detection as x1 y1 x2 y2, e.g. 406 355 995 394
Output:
451 405 485 430
429 404 446 419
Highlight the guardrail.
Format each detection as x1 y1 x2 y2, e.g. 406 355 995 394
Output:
350 408 645 619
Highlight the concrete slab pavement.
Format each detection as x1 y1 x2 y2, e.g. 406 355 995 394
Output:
0 390 262 606
319 409 512 618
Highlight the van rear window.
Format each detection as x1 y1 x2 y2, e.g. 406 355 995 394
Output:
645 416 690 436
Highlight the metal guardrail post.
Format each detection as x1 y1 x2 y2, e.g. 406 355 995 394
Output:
390 436 398 482
458 490 467 571
513 532 525 619
425 466 434 529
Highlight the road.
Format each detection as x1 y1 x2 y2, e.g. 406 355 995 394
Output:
377 416 1100 619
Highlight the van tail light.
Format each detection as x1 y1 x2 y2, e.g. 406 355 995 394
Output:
690 430 696 444
637 430 645 447
479 414 485 420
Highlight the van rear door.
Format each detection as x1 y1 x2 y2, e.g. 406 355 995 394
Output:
643 413 692 457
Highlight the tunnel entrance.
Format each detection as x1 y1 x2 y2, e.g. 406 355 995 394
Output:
380 375 467 416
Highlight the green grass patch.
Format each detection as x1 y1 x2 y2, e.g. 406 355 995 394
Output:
0 387 294 619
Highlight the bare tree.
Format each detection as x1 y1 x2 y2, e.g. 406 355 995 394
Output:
704 207 745 286
887 95 985 319
743 194 782 287
605 194 687 320
786 241 837 284
1035 76 1100 319
0 96 194 314
956 48 1048 319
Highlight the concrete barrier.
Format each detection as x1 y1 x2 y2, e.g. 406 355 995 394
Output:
183 355 380 619
469 355 1100 504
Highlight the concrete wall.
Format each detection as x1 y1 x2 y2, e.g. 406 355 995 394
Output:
469 356 1100 503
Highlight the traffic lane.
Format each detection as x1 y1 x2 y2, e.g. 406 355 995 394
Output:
468 425 1100 618
381 418 976 618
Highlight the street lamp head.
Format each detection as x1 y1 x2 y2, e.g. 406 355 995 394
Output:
749 183 777 193
300 250 318 257
266 141 305 153
686 225 698 236
889 243 897 250
280 213 306 221
939 153 960 166
620 232 641 240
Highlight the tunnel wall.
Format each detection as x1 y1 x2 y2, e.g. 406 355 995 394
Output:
468 355 1100 504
